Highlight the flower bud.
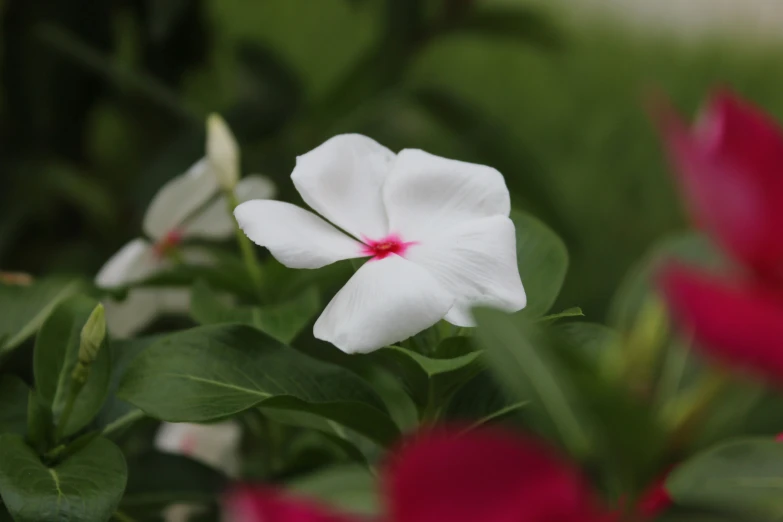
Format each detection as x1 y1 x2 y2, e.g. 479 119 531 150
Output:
207 113 240 191
79 303 106 366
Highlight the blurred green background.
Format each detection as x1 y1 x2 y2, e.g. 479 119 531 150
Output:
3 0 783 319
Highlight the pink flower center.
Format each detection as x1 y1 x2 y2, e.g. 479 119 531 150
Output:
361 234 417 261
153 229 183 259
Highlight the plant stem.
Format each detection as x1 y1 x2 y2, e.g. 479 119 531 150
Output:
55 382 85 441
102 409 145 437
225 190 264 299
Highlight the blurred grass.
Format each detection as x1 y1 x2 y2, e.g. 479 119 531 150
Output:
5 0 783 319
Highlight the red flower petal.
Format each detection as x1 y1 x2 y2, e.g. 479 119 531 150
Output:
225 485 359 522
657 90 783 285
635 474 672 519
385 427 604 522
660 263 783 381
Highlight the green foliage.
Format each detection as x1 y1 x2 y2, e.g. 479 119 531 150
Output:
34 295 112 438
118 324 400 446
608 231 723 332
0 435 126 522
190 279 320 344
444 371 527 429
287 464 379 516
368 341 483 414
0 279 83 356
473 308 592 456
121 452 228 516
510 210 569 317
4 0 783 518
0 376 28 435
668 438 783 519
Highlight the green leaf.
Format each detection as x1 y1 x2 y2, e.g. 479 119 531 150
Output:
190 280 320 344
667 438 783 518
118 325 400 446
260 408 374 468
0 376 28 435
96 336 160 429
97 337 156 422
368 342 483 409
0 434 127 522
555 321 619 365
287 465 379 517
511 210 569 317
0 278 82 355
555 321 664 488
609 232 723 332
122 452 227 514
473 308 591 456
443 6 561 49
34 295 112 437
539 307 584 323
445 371 525 426
137 249 257 300
26 391 54 454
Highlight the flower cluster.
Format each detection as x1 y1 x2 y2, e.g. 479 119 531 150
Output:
95 115 275 337
657 90 783 382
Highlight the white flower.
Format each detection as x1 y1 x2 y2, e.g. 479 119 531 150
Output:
96 125 275 338
155 421 242 476
234 134 526 354
156 421 242 522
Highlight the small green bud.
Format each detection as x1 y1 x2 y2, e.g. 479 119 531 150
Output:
78 303 106 366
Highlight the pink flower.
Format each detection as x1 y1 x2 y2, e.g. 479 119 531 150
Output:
656 90 783 381
657 89 783 284
225 428 624 522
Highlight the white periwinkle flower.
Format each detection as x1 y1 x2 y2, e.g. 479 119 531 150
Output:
234 134 526 354
96 117 275 338
155 421 242 476
156 421 242 522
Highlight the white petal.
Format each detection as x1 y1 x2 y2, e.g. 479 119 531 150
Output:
163 505 204 522
103 288 190 339
180 246 218 266
405 215 526 327
206 114 239 190
95 239 161 288
155 421 242 476
236 174 276 201
292 134 394 240
383 149 511 241
181 197 232 240
156 288 191 315
235 200 365 269
183 175 276 240
102 290 161 339
314 255 454 354
143 159 221 240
